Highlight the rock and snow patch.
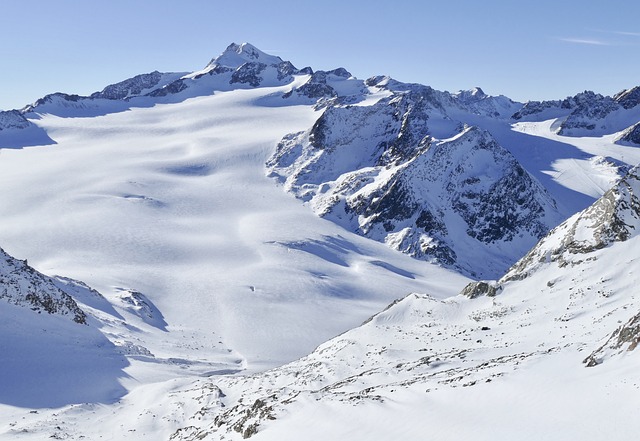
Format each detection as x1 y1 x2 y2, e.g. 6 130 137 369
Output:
615 121 640 145
0 247 86 324
584 310 640 366
90 70 186 100
170 242 640 439
116 288 167 330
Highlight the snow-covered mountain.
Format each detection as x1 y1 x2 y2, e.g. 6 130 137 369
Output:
1 42 640 440
269 122 560 278
268 79 560 278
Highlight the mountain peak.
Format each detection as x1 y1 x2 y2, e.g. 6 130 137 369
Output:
455 87 487 103
206 42 284 69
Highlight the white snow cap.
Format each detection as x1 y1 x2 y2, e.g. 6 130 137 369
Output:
206 42 284 69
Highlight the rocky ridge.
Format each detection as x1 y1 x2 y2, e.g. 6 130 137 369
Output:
0 247 86 324
616 121 640 145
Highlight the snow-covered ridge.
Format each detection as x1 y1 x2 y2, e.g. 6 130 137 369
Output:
16 42 329 115
503 166 640 281
90 70 186 100
170 218 640 439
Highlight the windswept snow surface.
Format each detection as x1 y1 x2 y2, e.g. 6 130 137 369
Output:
0 79 469 438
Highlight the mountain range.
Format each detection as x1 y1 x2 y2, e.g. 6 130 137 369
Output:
0 42 639 440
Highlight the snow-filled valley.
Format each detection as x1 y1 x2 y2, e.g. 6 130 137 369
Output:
1 43 640 440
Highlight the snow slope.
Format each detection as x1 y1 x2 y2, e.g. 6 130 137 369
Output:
0 46 475 440
0 78 471 368
163 165 640 441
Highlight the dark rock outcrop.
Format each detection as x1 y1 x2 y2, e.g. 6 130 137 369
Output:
0 247 86 323
460 281 497 299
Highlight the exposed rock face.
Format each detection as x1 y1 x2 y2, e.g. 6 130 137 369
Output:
0 247 86 323
503 167 640 281
460 281 497 299
147 79 189 97
230 62 267 87
584 311 640 367
282 68 357 103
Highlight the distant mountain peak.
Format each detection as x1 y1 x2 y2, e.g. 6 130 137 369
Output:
206 42 284 69
455 87 487 102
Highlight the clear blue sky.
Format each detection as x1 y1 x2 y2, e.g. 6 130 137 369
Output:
1 0 639 110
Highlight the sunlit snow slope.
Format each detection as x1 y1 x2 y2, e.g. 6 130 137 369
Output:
0 49 475 440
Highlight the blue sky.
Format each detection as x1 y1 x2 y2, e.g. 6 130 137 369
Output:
1 0 639 110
